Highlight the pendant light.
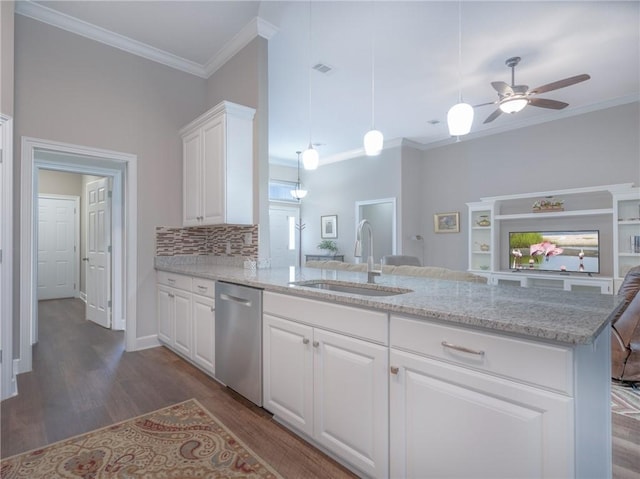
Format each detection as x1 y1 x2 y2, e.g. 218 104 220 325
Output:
291 151 308 200
303 0 319 170
447 1 474 137
363 1 383 156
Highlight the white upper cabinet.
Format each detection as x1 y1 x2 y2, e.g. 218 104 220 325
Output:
180 101 255 226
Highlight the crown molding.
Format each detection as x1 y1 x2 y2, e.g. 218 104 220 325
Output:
15 1 278 80
203 17 278 78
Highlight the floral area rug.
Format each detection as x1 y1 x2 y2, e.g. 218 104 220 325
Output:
612 382 640 421
1 399 283 478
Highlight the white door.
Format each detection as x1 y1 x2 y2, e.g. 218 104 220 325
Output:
173 289 192 357
86 178 111 328
182 129 201 226
192 294 216 375
37 196 78 300
314 328 389 478
269 205 300 268
389 349 573 479
263 314 314 436
201 116 225 224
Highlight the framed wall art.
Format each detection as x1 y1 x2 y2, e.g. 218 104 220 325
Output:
321 215 338 239
434 212 460 233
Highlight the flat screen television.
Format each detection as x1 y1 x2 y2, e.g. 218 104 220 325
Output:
508 230 600 274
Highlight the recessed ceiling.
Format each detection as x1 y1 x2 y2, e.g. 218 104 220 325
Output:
19 1 640 166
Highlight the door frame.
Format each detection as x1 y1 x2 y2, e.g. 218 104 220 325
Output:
20 137 137 374
37 194 80 303
1 114 15 399
355 197 397 256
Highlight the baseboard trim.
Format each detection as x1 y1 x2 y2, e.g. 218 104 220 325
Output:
134 334 161 351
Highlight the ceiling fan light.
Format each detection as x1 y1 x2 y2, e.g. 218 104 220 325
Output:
447 102 474 136
499 97 528 114
363 129 384 156
302 145 319 170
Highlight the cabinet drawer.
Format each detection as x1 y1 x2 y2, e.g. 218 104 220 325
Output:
264 292 388 345
157 271 192 291
391 315 573 394
192 277 216 299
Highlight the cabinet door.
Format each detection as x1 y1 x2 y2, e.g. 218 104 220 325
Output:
157 284 173 344
314 328 389 478
192 294 215 375
201 116 225 225
263 314 313 437
173 289 192 357
389 349 573 479
182 129 202 226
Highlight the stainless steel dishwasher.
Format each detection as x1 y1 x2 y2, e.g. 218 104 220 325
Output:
215 281 263 406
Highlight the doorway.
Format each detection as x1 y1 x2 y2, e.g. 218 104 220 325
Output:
37 194 79 301
355 198 397 262
19 137 138 376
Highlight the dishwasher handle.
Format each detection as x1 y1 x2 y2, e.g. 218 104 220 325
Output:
219 293 253 307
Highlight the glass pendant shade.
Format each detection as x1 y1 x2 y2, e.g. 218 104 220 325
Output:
363 129 384 156
447 102 474 136
499 97 528 114
291 184 308 200
302 145 319 170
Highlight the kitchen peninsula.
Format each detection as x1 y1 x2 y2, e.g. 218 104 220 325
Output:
155 255 621 479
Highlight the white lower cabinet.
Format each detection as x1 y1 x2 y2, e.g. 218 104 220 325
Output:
156 272 216 377
157 282 192 355
192 294 216 375
389 348 573 479
263 307 389 478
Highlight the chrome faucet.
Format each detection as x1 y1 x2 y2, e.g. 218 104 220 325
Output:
354 219 380 283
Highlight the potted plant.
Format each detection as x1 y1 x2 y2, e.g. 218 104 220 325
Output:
317 240 339 256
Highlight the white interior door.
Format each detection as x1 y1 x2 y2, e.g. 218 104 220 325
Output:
269 205 300 268
37 195 78 300
86 178 111 328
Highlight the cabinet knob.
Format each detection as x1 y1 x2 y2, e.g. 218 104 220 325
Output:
390 366 399 375
210 307 214 313
302 338 310 344
312 341 319 348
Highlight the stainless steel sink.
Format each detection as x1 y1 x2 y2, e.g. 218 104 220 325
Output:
289 280 413 297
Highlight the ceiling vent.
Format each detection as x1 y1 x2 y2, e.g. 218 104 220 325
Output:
312 63 334 74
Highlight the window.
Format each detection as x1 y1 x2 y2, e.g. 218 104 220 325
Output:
269 180 298 203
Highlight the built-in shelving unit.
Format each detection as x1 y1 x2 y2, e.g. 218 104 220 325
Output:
467 183 639 294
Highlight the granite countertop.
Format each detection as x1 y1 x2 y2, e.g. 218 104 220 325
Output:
155 256 623 346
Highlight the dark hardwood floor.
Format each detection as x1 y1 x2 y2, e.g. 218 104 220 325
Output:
1 299 355 478
2 298 639 478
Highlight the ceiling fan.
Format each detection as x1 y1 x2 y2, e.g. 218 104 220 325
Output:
478 56 590 124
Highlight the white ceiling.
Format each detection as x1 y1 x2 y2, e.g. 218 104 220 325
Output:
19 1 640 165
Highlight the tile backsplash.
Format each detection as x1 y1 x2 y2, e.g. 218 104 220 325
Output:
156 224 258 259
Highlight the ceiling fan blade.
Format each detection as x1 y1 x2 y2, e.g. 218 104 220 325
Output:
491 81 513 96
483 109 503 124
529 74 591 95
473 101 497 108
529 97 569 110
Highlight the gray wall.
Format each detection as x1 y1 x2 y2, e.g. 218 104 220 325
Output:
14 15 207 343
301 145 402 262
299 102 639 275
38 170 82 197
206 37 270 260
1 0 14 116
420 102 640 273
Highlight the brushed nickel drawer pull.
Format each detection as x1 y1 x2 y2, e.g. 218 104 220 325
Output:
302 338 310 345
197 285 207 290
390 366 399 375
441 341 485 357
167 278 176 283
